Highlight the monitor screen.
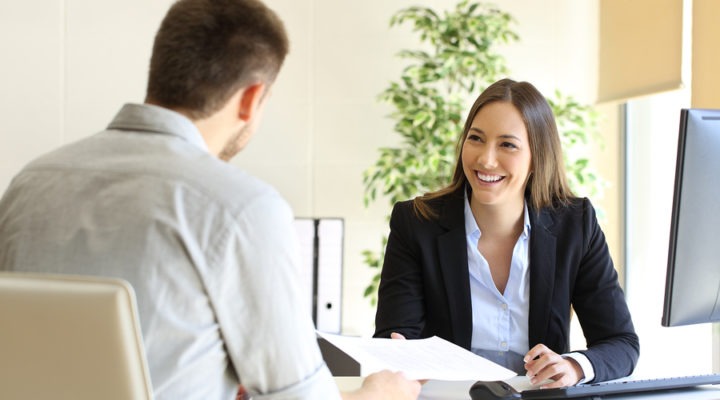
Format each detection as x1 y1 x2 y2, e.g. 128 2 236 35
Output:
662 108 720 327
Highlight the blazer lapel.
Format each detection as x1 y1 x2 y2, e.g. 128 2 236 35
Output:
436 193 473 349
528 208 557 348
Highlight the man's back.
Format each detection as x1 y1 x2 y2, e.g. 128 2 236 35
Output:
0 104 338 399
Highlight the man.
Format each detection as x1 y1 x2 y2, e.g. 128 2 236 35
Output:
0 0 420 399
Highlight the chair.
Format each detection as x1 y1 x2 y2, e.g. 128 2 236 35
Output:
0 272 153 400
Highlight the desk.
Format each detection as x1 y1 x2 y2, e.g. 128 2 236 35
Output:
335 377 720 399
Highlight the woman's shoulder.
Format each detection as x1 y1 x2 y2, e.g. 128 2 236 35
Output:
541 196 593 213
535 196 599 229
397 191 462 216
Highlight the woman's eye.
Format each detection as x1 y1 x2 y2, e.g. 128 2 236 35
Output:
467 134 483 142
501 142 518 149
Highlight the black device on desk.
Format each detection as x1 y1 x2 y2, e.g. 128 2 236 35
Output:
469 380 520 400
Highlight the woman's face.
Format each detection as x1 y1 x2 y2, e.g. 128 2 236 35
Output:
461 101 532 210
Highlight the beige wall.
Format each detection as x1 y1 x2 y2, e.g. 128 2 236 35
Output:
0 0 617 336
593 103 623 283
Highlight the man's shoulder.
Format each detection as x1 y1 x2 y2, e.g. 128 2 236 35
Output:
14 129 287 221
201 164 285 213
142 149 288 221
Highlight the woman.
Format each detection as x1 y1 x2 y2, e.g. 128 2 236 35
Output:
373 78 639 388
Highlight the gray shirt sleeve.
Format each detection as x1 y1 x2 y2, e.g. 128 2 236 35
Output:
197 191 342 399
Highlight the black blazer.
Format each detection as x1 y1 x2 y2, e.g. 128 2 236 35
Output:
374 191 639 382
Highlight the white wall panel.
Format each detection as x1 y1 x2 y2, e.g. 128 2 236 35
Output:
234 0 314 216
64 0 172 141
0 1 64 190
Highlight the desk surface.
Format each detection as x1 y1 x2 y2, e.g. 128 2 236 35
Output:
335 377 720 400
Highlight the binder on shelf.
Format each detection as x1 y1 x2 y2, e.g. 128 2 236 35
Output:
293 217 343 334
292 218 316 314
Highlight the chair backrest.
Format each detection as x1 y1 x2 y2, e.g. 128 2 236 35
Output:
0 272 153 400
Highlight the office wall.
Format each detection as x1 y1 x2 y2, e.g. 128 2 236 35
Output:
0 0 610 336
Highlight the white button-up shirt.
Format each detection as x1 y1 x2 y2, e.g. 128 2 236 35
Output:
465 193 531 357
463 192 595 382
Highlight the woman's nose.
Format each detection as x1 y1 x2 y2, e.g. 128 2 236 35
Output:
478 146 497 169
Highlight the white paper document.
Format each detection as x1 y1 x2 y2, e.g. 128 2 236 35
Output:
317 332 517 381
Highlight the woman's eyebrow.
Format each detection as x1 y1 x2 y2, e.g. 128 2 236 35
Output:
469 127 523 142
499 133 522 141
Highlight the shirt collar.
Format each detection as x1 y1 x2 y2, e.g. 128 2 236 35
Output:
107 103 209 152
463 190 531 239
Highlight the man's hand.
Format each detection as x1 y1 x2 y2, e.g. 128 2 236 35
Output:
342 370 421 400
523 344 583 388
236 384 248 400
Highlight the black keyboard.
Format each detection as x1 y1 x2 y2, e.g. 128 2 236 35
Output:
521 374 720 399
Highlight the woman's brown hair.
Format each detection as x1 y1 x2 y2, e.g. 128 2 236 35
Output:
413 78 574 219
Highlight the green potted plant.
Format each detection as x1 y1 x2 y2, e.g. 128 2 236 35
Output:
362 0 602 305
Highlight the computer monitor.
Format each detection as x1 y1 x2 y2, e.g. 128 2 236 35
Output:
661 108 720 327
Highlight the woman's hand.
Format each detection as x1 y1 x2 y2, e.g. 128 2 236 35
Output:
390 332 429 385
523 344 583 388
390 332 406 340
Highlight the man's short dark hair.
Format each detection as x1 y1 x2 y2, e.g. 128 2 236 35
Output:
146 0 289 119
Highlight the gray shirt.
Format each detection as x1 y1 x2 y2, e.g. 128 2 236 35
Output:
0 103 341 400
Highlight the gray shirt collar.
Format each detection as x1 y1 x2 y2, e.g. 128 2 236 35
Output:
107 103 209 152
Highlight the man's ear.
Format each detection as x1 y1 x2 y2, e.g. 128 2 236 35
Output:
237 82 266 122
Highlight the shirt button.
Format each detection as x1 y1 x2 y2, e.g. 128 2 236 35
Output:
501 303 508 310
501 341 508 349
